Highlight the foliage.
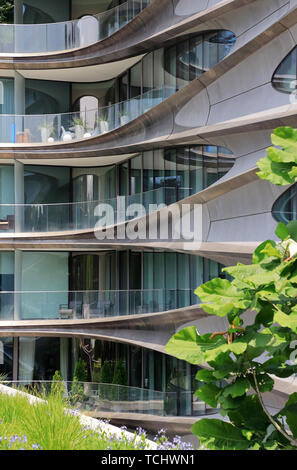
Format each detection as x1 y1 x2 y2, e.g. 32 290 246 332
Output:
99 360 113 384
0 390 192 450
257 127 297 185
166 229 297 449
70 377 85 404
71 359 87 403
112 359 128 386
50 371 64 397
73 358 88 383
98 361 114 400
0 1 13 24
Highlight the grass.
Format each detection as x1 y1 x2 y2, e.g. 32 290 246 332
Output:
0 390 193 450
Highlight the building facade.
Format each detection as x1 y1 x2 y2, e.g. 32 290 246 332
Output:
0 0 296 429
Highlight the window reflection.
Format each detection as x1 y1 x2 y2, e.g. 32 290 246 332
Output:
272 183 297 224
272 47 297 93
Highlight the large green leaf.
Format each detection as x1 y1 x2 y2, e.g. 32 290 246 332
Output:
271 127 297 152
274 308 297 332
195 384 221 408
222 377 250 398
191 419 250 450
257 157 294 186
228 395 270 432
275 223 289 242
165 327 225 365
195 278 251 316
224 263 280 289
195 369 215 383
253 240 280 264
165 326 248 365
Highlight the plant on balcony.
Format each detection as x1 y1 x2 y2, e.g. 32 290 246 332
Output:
165 127 297 450
71 117 88 139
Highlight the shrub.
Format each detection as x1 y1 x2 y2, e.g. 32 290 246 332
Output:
50 370 64 397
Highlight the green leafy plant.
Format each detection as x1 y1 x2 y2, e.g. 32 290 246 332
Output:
50 370 64 397
99 360 113 384
71 358 87 403
0 1 14 24
112 359 128 400
166 233 297 449
112 359 128 386
73 358 87 382
257 127 297 186
71 117 87 130
165 126 297 450
98 361 113 401
0 390 167 450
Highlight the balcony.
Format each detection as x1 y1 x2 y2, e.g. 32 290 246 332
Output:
0 186 189 234
0 288 199 321
0 86 175 146
0 0 152 55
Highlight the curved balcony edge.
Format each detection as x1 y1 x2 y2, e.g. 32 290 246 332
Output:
0 166 258 245
0 0 241 69
0 302 206 331
0 0 153 59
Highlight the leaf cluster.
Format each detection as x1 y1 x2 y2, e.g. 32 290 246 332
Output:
257 127 297 185
166 230 297 449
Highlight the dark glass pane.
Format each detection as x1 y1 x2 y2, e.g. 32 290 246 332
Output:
0 337 13 380
272 183 297 224
272 47 297 93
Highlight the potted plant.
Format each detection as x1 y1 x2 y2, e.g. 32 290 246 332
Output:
71 117 87 140
38 121 54 143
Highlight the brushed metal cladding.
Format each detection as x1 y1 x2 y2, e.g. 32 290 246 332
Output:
0 1 296 161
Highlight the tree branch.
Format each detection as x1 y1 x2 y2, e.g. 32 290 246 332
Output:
251 369 297 447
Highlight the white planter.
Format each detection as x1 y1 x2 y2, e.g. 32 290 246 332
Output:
100 121 109 134
63 133 72 142
120 115 129 126
40 127 50 143
75 125 84 140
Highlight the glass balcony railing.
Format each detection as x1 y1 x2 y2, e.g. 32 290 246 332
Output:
0 86 175 145
2 381 218 417
0 288 199 321
0 186 190 233
0 0 152 54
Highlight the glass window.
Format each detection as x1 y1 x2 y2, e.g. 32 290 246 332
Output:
272 184 297 224
130 61 142 98
18 337 61 382
130 154 142 196
272 47 297 93
142 53 154 94
0 337 13 380
0 78 14 114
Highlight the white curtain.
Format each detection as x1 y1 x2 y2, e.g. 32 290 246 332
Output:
19 337 35 384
